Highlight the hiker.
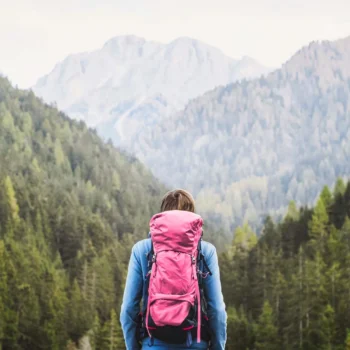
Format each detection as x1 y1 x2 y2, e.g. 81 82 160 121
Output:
120 189 227 349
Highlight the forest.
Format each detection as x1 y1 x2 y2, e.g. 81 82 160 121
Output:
1 75 350 349
221 180 350 349
0 75 164 349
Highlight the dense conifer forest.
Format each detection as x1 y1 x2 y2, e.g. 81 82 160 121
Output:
1 76 350 349
221 180 350 349
0 76 164 349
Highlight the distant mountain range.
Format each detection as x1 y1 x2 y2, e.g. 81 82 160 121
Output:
133 36 350 231
32 35 270 147
32 34 350 233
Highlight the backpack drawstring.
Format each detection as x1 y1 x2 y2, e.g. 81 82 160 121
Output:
192 254 201 343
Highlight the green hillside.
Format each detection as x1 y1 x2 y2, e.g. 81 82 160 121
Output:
0 75 165 349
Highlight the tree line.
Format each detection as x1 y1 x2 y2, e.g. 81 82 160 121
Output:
221 178 350 349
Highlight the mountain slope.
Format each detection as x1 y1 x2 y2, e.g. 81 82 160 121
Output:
1 74 165 240
32 35 270 147
134 36 350 231
0 74 166 348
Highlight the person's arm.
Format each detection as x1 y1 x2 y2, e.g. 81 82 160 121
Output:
203 245 227 350
120 244 143 350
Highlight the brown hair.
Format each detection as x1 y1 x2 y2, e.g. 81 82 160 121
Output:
160 189 195 213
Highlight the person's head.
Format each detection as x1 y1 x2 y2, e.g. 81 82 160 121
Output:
160 189 195 213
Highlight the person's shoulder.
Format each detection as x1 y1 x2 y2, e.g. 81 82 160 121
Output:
132 238 152 256
201 240 217 258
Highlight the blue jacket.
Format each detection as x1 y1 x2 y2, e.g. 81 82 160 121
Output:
120 238 227 350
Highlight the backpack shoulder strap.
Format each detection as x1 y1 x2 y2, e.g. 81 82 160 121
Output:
146 238 154 265
197 232 213 280
196 233 212 326
202 255 212 277
142 235 154 314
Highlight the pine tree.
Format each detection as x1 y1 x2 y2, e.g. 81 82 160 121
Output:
285 200 300 221
20 112 33 134
2 176 19 222
334 178 346 197
303 253 327 350
309 197 328 239
0 109 15 135
308 197 329 254
89 314 101 350
110 309 124 350
232 223 257 253
255 301 279 350
339 219 350 336
345 330 350 350
226 307 239 350
320 304 336 350
67 280 91 343
330 192 347 229
112 172 121 192
97 310 125 350
0 240 7 350
226 306 252 350
0 239 19 348
320 185 332 209
54 138 65 166
344 182 350 218
226 224 256 310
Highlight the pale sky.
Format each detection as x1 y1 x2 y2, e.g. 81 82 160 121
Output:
1 0 350 88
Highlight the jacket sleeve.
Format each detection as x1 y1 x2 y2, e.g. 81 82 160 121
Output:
203 245 227 350
120 244 143 350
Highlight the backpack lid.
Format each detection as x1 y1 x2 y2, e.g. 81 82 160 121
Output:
149 210 203 254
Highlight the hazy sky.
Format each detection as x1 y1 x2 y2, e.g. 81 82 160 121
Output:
1 0 350 88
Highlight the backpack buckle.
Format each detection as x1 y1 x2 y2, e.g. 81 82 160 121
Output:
152 254 156 263
191 256 196 264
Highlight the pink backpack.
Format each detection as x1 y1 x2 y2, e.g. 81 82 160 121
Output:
144 210 211 347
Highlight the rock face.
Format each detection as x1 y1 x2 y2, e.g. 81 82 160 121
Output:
133 36 350 230
32 35 270 147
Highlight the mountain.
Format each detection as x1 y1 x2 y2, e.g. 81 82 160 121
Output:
133 36 350 231
32 35 270 147
0 74 166 348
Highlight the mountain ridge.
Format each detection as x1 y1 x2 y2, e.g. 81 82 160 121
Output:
132 35 350 231
32 35 271 145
